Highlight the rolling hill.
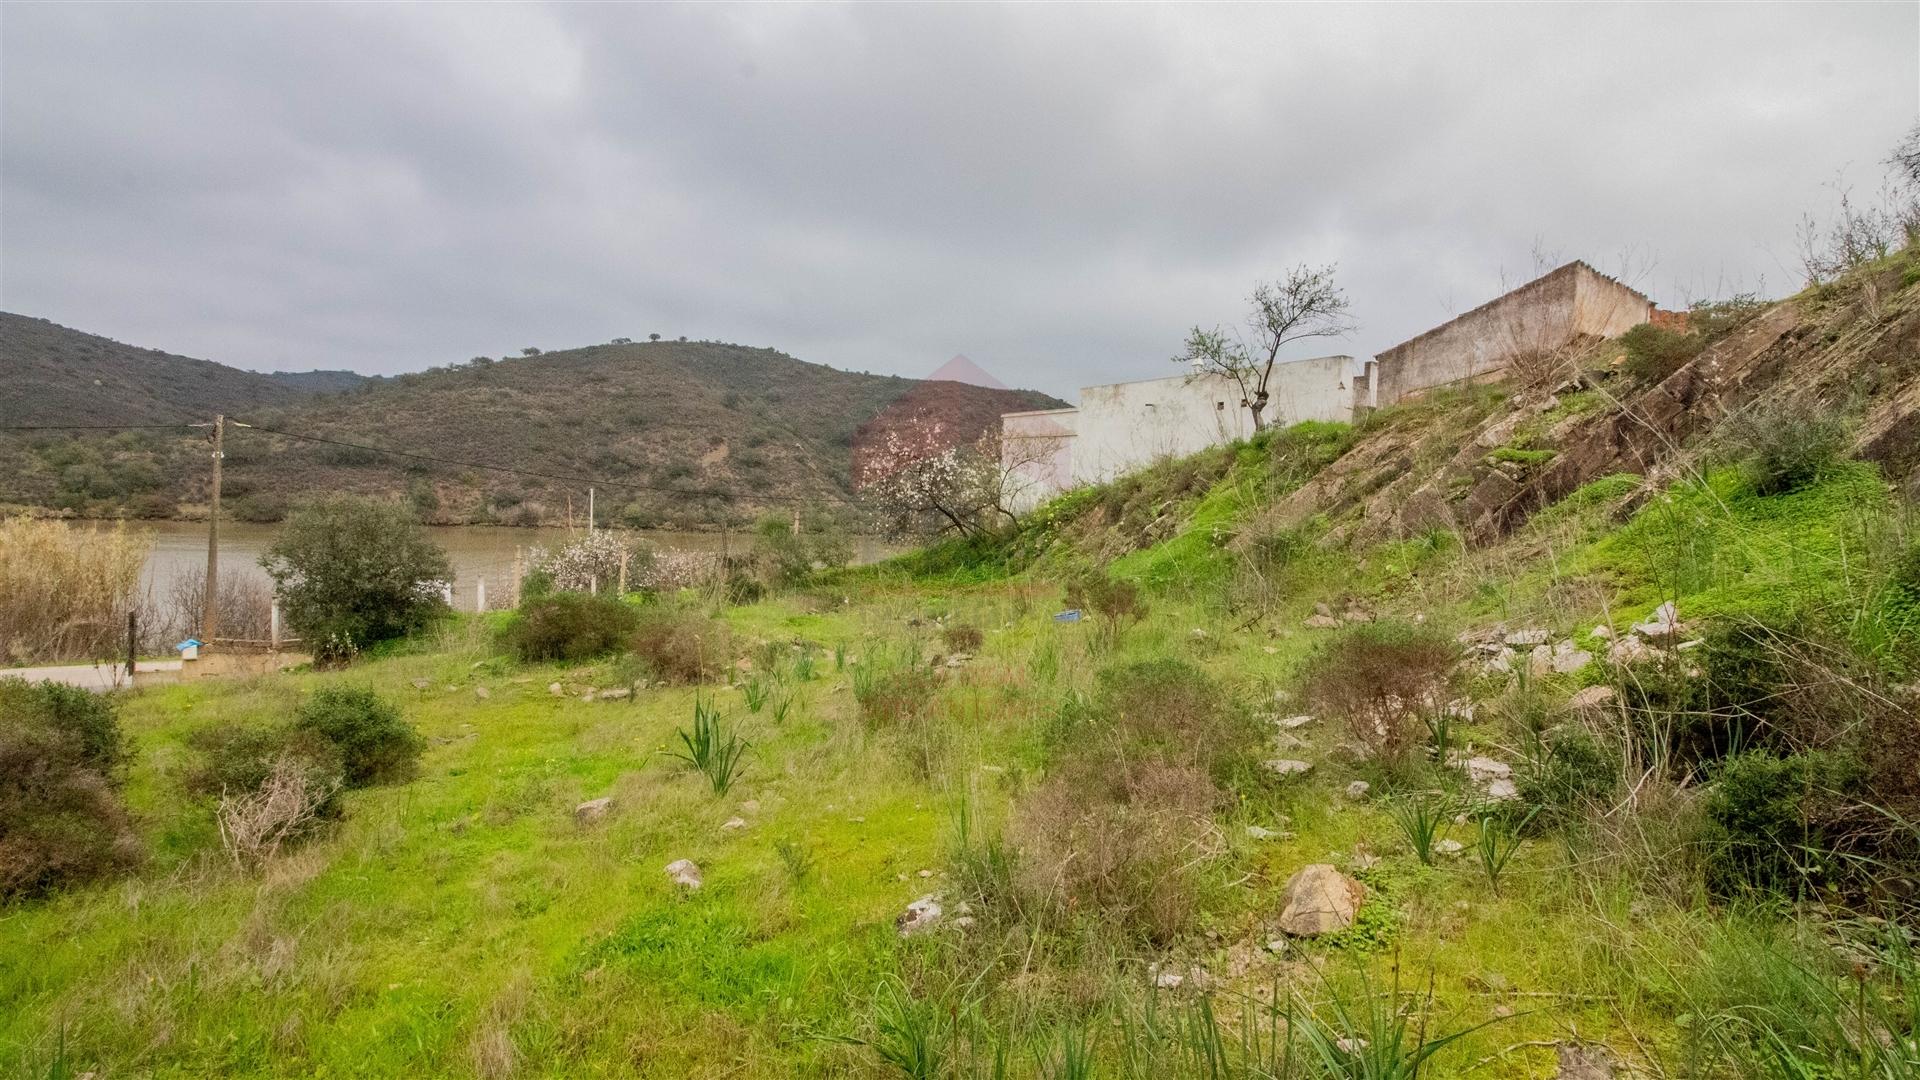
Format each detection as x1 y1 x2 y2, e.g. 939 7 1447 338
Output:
0 316 1066 528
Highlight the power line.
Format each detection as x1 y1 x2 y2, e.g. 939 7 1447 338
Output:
0 422 199 431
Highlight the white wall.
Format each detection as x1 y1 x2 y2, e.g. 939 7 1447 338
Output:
1001 408 1077 514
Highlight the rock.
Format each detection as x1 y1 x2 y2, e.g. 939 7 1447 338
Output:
580 689 597 702
575 797 612 825
548 682 564 696
1633 601 1683 640
1345 780 1372 801
1152 968 1185 990
1190 628 1208 639
1463 756 1512 785
1303 614 1341 630
1267 938 1288 954
1336 1036 1370 1054
1314 601 1333 618
1278 864 1367 936
1568 685 1617 715
473 686 490 700
1341 608 1374 624
1555 1043 1617 1079
1505 628 1549 647
665 859 703 890
1529 644 1554 677
1434 839 1466 858
1264 759 1314 778
1591 624 1614 640
598 687 632 700
411 678 431 690
720 816 748 832
1485 649 1516 675
951 915 976 930
1485 778 1518 801
1275 714 1315 729
1608 636 1656 665
896 894 942 936
1444 698 1476 720
1553 648 1594 674
917 869 934 879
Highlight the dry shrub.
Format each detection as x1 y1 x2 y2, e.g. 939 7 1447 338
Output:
216 755 341 870
1090 658 1251 776
150 565 273 649
1295 620 1458 765
940 624 984 653
1008 755 1224 944
629 606 730 684
856 666 939 728
0 516 150 664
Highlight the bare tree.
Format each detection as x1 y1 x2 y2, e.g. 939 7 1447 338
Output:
1175 264 1355 432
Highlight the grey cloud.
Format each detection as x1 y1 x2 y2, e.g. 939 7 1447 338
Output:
3 3 1914 397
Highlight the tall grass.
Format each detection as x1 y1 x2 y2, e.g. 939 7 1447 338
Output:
0 517 150 664
669 696 749 794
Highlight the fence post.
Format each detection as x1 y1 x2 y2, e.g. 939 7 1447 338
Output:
270 602 281 650
476 578 487 612
618 551 629 595
126 610 137 677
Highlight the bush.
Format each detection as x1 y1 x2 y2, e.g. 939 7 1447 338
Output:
940 624 983 653
261 497 453 663
1515 725 1619 830
0 678 140 900
1716 400 1854 496
293 687 423 788
1701 750 1854 898
502 591 640 662
1295 620 1458 766
856 666 939 728
1619 323 1703 383
630 607 729 684
186 723 345 815
1007 755 1223 944
1088 658 1249 776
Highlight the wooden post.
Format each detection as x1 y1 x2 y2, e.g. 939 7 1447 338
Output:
589 574 598 595
618 550 629 595
270 602 281 649
126 610 137 677
203 414 224 644
476 578 487 612
511 547 523 607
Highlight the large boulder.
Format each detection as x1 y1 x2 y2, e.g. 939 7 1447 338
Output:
1278 864 1367 937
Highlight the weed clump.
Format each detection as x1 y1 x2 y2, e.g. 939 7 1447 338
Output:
1295 620 1458 767
187 723 346 817
501 591 641 662
940 624 984 653
856 666 939 728
1090 658 1251 777
1619 323 1704 383
0 678 140 900
1717 399 1854 496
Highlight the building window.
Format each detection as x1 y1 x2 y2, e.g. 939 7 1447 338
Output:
1215 401 1225 411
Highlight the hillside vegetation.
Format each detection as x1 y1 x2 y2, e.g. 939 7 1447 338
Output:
0 317 1063 528
5 256 1920 1078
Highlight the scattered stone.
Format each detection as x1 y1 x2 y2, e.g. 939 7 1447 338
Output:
896 895 942 936
1555 1043 1617 1080
1591 624 1614 640
598 687 632 700
473 686 490 700
1264 759 1314 778
1486 648 1516 675
951 915 976 930
1529 644 1554 678
1336 1037 1370 1054
580 689 596 702
575 797 612 825
1608 636 1656 665
1505 628 1549 647
1266 938 1289 955
1341 608 1374 624
1345 780 1372 802
1314 602 1333 617
720 816 747 832
1275 714 1315 730
917 869 934 879
1444 698 1476 721
1633 601 1683 639
1303 614 1341 630
1463 756 1512 785
666 859 703 890
1278 864 1367 936
548 681 564 696
1569 685 1617 714
1190 628 1208 639
1153 969 1185 990
1246 825 1289 842
1485 778 1518 801
410 678 431 690
1434 839 1465 858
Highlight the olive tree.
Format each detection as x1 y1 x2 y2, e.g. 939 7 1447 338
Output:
1175 264 1355 431
261 497 453 663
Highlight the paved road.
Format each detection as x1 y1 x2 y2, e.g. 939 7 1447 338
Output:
3 660 183 692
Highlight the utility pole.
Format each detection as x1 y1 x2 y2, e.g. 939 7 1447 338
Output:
588 487 595 534
203 414 224 644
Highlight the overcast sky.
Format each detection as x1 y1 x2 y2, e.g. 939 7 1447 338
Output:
3 3 1915 399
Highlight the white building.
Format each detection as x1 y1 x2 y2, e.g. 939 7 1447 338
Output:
1003 355 1363 511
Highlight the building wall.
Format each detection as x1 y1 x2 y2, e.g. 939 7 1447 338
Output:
1001 355 1358 508
1371 261 1651 405
1000 408 1077 514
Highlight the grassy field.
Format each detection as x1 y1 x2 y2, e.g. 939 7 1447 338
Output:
5 342 1919 1076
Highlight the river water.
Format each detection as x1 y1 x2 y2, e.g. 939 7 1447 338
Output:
123 520 895 612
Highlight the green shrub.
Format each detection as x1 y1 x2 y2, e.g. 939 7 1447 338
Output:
261 496 453 663
1619 323 1704 383
1701 750 1854 898
1515 725 1619 830
502 591 640 662
1716 400 1854 496
293 686 423 788
186 723 345 810
0 678 140 900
